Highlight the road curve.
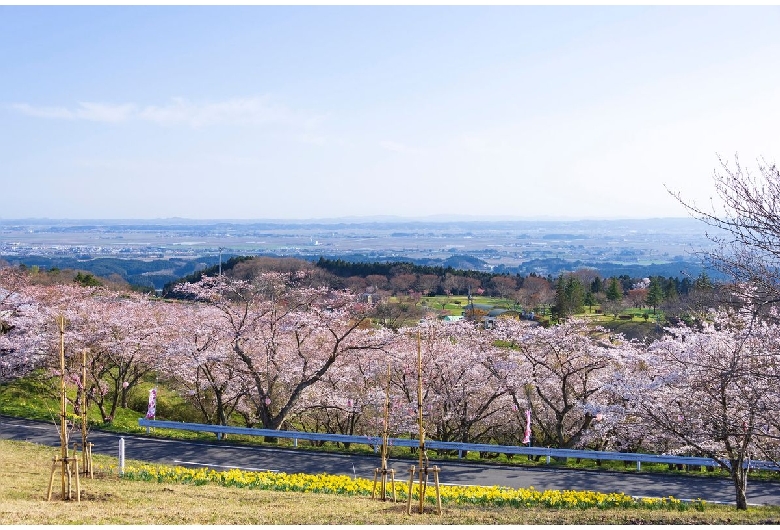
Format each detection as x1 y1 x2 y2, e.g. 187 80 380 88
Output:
2 415 779 506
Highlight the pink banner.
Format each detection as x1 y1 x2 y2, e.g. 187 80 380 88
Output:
522 409 531 444
146 388 157 419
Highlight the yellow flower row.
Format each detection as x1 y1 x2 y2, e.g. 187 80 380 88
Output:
120 464 705 511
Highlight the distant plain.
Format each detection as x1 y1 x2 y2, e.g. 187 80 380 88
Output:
0 217 714 261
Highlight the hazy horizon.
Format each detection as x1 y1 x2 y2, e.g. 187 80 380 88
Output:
0 214 700 224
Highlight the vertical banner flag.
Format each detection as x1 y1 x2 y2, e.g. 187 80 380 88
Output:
522 409 531 444
146 388 157 419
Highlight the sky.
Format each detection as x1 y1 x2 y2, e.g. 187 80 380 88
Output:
1 6 780 221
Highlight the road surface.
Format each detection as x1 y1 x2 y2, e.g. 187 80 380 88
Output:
2 415 778 506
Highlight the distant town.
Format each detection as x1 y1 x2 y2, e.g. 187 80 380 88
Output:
0 217 718 289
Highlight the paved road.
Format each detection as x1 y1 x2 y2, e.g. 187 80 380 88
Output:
3 415 779 506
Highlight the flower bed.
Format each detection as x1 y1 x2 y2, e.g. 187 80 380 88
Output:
120 463 705 511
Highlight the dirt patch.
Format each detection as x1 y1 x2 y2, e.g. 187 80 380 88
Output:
78 491 115 502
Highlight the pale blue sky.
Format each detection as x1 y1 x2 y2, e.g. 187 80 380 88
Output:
2 6 779 220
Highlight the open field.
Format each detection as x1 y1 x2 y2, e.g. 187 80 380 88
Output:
413 295 664 340
2 439 780 525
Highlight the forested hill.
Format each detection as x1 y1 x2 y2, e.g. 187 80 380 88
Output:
0 256 222 291
4 253 715 292
313 257 497 282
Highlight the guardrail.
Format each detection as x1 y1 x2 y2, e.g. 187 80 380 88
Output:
137 418 779 472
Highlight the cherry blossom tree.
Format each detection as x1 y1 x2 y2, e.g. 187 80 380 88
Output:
296 348 387 442
0 273 112 424
390 273 417 294
161 302 248 426
174 273 391 432
388 320 512 446
620 307 780 509
0 268 50 382
493 318 624 450
46 288 174 422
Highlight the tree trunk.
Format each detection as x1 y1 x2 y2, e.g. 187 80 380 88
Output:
94 398 109 423
732 465 748 510
108 391 120 422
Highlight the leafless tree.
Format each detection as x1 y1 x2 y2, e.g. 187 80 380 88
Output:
416 274 440 295
365 275 389 292
669 154 780 308
389 273 417 294
519 276 555 313
491 275 517 300
443 273 465 296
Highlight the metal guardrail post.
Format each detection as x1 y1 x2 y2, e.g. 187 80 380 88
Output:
118 437 125 476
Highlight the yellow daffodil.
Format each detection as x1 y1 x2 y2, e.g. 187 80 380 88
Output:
120 463 704 512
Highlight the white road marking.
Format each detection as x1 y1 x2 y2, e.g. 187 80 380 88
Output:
127 434 312 453
173 459 279 473
2 422 50 430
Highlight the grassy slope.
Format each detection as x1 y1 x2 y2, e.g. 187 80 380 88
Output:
2 439 779 525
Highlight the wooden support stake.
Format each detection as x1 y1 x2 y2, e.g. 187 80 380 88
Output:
418 466 425 514
65 456 73 500
416 332 425 515
87 442 94 479
46 458 58 501
74 442 94 479
433 466 441 515
73 458 80 503
406 465 415 515
47 456 81 502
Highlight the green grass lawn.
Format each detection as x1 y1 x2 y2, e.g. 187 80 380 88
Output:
415 294 519 314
